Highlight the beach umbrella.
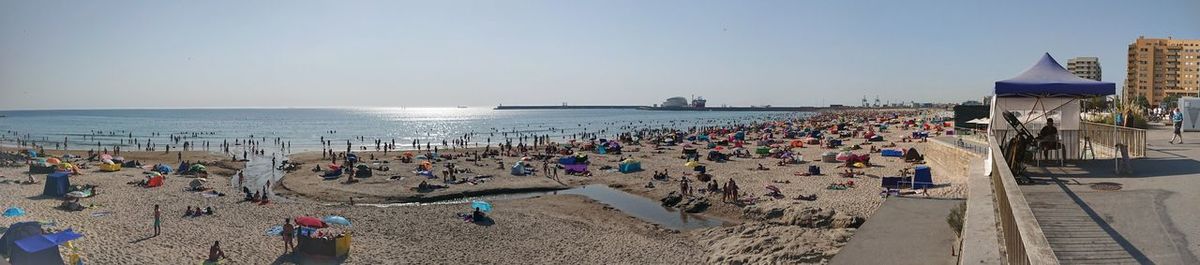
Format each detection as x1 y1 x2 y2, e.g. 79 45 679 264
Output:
322 215 352 226
46 157 61 165
3 207 26 217
295 216 328 228
471 200 493 213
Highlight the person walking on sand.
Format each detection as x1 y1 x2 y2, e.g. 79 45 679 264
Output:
153 204 161 236
1171 108 1185 144
281 218 295 254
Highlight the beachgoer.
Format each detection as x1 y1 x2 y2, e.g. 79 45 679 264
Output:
153 204 161 236
282 218 295 253
207 240 228 262
1171 108 1185 144
680 176 690 196
472 207 486 222
184 206 194 217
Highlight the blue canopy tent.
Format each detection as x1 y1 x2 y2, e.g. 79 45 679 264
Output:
995 53 1115 97
42 171 71 197
0 222 69 265
990 53 1116 163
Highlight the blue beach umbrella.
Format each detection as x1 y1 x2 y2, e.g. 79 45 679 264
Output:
470 200 492 213
322 215 352 226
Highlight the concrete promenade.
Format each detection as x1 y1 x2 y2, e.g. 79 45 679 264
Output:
830 197 963 265
1021 125 1200 264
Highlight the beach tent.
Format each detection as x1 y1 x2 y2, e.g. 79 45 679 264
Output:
3 207 26 217
322 215 352 226
188 164 207 173
510 162 528 175
564 164 588 174
619 160 642 173
0 222 66 265
990 53 1116 160
911 166 933 189
146 174 164 188
154 164 172 174
99 163 121 172
42 171 71 197
558 156 577 165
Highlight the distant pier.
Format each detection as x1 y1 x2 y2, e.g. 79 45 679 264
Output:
493 105 644 110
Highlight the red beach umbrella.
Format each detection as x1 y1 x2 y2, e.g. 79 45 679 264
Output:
295 216 328 228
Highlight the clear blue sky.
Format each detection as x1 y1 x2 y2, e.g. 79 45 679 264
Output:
2 0 1197 109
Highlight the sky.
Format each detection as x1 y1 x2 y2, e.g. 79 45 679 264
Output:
1 0 1198 110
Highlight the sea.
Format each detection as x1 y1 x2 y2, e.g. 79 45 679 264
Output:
0 108 809 152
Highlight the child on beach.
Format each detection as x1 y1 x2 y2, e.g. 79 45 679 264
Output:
153 204 161 236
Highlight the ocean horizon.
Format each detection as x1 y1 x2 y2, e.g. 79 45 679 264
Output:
0 108 807 152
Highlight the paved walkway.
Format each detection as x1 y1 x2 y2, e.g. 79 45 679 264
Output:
1021 125 1200 264
830 197 963 265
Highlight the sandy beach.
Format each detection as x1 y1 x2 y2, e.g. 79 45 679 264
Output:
1 109 965 264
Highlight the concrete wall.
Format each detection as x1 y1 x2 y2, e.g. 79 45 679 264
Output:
925 139 983 181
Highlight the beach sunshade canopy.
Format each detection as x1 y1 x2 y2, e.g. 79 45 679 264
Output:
994 53 1115 97
471 200 493 213
322 215 352 226
15 229 83 253
295 216 328 228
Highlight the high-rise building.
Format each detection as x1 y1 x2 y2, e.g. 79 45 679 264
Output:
1067 57 1101 81
1125 36 1200 107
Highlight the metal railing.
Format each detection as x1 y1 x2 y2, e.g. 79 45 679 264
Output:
1079 121 1146 158
988 137 1059 265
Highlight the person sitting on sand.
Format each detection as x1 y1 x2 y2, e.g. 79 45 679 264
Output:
192 206 203 217
471 207 486 223
206 240 228 263
205 207 214 215
252 191 261 202
418 180 430 191
756 164 769 171
184 206 194 217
